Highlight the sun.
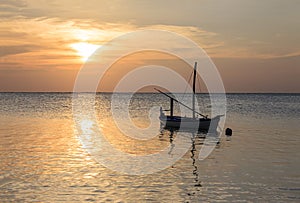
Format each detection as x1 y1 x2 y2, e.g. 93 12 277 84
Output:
71 42 100 62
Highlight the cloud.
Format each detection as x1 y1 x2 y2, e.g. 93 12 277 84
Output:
0 2 299 74
0 0 27 7
0 17 134 71
0 45 39 57
0 15 297 75
0 0 27 18
1 0 299 60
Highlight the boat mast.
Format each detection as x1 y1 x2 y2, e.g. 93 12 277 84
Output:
192 62 197 119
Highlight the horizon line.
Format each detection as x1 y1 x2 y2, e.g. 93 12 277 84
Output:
0 91 299 94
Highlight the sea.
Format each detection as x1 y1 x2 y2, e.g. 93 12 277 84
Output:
0 93 299 202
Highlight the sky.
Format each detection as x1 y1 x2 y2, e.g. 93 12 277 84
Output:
0 0 299 92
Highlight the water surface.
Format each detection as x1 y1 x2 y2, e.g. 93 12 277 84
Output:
0 93 299 202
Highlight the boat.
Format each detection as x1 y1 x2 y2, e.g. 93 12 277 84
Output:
155 62 223 132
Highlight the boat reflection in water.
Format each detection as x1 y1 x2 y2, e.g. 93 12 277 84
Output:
159 126 221 198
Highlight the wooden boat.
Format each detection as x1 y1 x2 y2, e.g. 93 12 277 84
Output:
155 62 223 132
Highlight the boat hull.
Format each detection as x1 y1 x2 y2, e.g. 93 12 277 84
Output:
159 115 221 132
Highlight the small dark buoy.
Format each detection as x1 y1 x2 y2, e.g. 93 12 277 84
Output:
225 128 233 136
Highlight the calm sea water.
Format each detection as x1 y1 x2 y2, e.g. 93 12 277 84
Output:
0 93 299 202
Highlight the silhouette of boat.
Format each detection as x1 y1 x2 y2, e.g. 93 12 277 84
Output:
155 62 223 132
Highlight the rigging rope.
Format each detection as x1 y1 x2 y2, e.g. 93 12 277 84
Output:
180 70 194 102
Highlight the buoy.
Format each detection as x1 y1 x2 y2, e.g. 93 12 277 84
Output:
225 128 232 136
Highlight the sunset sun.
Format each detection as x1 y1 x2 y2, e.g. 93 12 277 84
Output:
71 42 100 62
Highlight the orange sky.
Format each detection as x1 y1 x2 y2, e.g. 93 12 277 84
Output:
0 0 299 92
